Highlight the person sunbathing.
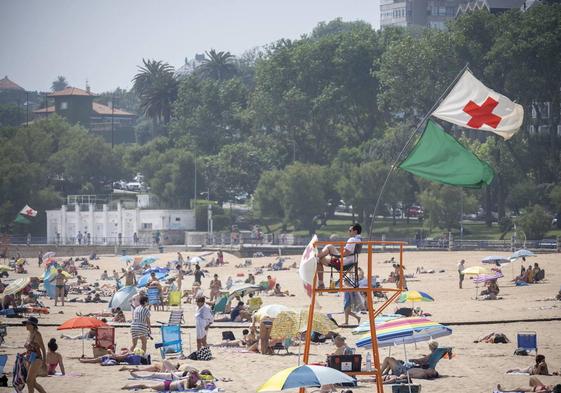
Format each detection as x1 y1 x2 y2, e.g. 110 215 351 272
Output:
475 332 509 344
122 370 201 391
498 376 561 392
507 355 549 375
129 369 194 380
79 348 137 364
382 368 439 382
381 341 439 374
119 359 182 372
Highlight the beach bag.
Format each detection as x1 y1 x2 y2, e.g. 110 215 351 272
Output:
222 331 235 341
12 353 27 393
514 348 529 356
311 331 327 343
188 346 212 361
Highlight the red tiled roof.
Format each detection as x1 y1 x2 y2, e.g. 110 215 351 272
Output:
33 106 55 114
92 102 135 117
0 76 25 91
48 86 96 97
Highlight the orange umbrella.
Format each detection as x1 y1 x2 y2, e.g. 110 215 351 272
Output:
57 317 108 357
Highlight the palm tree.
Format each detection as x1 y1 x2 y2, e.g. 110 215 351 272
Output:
132 59 178 125
51 76 68 92
198 49 237 80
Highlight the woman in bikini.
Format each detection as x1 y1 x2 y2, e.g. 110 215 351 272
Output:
23 316 47 393
121 370 201 391
498 377 561 392
45 338 65 375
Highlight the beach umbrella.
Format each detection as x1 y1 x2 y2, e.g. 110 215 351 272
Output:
509 249 536 261
190 256 205 265
228 283 262 298
140 256 158 266
57 317 108 357
462 266 492 276
42 251 56 259
396 290 434 304
143 267 170 275
473 271 504 284
120 256 134 263
137 271 168 287
0 264 13 272
270 310 338 340
355 317 452 349
352 315 404 335
109 285 138 311
482 256 510 265
3 277 31 296
257 364 355 392
254 304 292 321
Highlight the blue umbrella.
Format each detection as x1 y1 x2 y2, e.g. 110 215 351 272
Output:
109 285 138 311
137 271 168 287
143 267 170 275
140 256 159 266
510 249 536 261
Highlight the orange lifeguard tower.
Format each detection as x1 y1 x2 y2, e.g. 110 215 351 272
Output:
300 239 406 393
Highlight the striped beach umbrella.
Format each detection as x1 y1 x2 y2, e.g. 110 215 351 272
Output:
352 314 403 335
355 317 452 348
396 290 434 303
258 365 355 392
473 271 504 284
3 277 31 296
463 266 492 276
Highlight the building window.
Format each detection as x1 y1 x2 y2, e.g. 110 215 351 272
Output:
446 6 456 16
60 101 68 110
142 223 152 229
175 217 181 222
439 7 446 16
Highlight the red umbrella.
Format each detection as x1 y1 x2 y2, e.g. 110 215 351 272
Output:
57 317 108 357
57 317 107 330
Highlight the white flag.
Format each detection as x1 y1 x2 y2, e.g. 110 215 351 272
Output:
19 205 38 217
432 70 524 140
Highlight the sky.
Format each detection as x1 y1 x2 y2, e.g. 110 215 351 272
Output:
0 0 380 93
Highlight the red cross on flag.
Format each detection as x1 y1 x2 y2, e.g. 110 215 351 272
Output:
432 70 524 140
19 205 38 217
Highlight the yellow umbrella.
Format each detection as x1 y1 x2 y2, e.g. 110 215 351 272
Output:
3 277 31 296
298 310 338 335
270 311 300 339
0 264 13 272
463 266 491 275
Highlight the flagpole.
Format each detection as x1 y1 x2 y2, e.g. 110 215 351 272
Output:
367 64 470 239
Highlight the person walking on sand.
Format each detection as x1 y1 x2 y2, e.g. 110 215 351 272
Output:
52 268 67 306
457 259 465 289
23 316 47 393
195 297 213 349
130 296 151 354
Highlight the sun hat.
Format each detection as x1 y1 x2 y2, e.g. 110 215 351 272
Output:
22 316 39 327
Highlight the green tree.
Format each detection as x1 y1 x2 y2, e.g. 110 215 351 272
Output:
549 185 561 213
133 59 178 128
253 170 285 222
197 49 238 81
418 185 477 232
51 75 68 92
0 104 24 127
516 205 551 240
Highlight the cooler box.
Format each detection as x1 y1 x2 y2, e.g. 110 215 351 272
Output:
326 354 362 372
391 384 421 393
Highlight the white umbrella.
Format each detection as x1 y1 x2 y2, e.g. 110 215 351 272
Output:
510 249 536 261
108 285 138 311
254 304 292 321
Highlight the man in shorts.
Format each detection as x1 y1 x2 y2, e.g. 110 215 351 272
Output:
316 223 362 288
457 259 465 289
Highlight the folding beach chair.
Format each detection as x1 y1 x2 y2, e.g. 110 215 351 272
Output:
427 347 453 370
147 287 163 310
212 295 228 314
155 324 183 359
0 354 7 374
93 326 116 357
329 244 362 288
271 338 292 355
517 331 537 354
157 309 184 325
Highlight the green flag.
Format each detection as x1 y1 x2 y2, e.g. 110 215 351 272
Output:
399 119 494 188
14 214 32 224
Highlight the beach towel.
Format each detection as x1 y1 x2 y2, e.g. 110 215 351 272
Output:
12 353 27 393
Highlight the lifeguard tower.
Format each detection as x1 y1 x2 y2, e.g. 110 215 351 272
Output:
300 239 406 393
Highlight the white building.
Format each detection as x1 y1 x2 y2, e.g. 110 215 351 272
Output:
46 194 196 245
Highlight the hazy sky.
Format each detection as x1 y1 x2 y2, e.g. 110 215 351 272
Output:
0 0 380 93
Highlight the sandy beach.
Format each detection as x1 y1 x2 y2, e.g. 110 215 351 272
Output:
1 249 560 393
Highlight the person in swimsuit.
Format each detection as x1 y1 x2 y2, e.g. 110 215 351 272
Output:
45 338 65 375
23 316 47 393
507 354 549 375
52 268 67 306
498 377 561 392
121 370 201 391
